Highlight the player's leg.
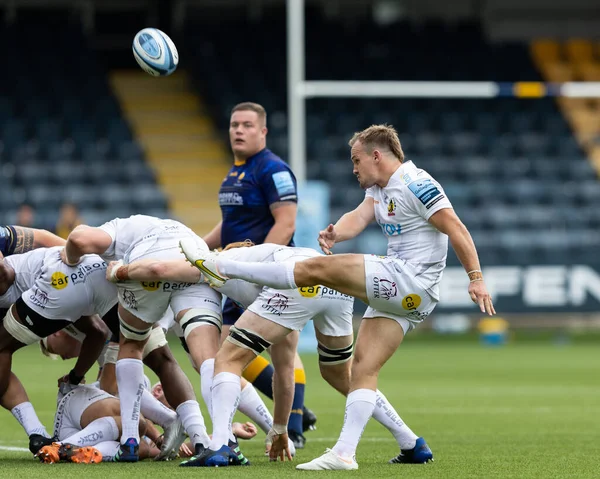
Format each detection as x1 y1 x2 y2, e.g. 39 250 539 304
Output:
182 241 369 302
115 303 151 461
286 332 308 447
182 310 292 467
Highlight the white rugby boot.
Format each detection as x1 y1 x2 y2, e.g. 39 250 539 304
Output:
296 448 358 471
179 238 228 288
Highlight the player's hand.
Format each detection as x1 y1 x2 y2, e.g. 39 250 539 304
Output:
57 373 85 395
318 224 337 255
468 280 496 316
265 428 292 462
179 442 194 458
60 248 81 267
232 421 257 440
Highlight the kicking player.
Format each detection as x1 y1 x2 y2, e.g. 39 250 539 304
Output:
202 102 314 447
63 215 223 462
183 124 496 470
107 241 429 467
0 246 115 455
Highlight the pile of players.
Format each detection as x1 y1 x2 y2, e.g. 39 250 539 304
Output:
0 122 494 470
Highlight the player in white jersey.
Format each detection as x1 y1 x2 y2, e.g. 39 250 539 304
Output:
0 247 114 455
183 124 496 470
108 240 432 467
63 215 222 462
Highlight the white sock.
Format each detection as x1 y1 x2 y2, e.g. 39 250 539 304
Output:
140 389 177 429
11 402 50 438
332 389 376 458
61 417 119 446
176 400 210 448
373 390 418 450
238 382 273 434
115 358 144 444
217 258 297 289
95 440 120 461
199 358 215 421
209 372 241 450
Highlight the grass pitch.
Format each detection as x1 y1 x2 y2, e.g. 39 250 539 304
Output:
1 333 598 478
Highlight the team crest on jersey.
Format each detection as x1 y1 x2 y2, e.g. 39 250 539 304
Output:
373 277 398 300
387 198 397 217
262 293 289 316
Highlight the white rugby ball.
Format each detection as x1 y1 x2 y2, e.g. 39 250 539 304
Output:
132 28 179 77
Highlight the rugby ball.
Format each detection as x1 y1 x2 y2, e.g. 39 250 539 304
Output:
132 28 179 77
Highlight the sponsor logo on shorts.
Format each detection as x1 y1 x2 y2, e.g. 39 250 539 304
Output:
29 288 49 309
402 294 421 311
141 281 195 292
298 286 353 301
122 289 138 310
373 277 398 300
51 272 69 290
261 293 289 316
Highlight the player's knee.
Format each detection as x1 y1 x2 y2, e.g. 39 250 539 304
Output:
351 352 381 379
119 313 152 342
178 308 222 341
141 327 168 359
317 342 353 366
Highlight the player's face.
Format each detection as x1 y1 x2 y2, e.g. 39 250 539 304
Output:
351 141 378 189
152 383 171 408
46 332 82 360
229 110 267 158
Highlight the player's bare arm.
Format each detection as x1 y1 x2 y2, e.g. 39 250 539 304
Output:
64 315 111 381
264 202 296 245
106 259 201 284
11 227 66 254
428 208 495 316
318 197 375 254
63 225 113 266
203 221 223 250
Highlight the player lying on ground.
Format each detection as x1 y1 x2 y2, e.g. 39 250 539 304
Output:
0 247 114 455
181 124 495 470
108 240 429 467
41 325 189 461
63 215 224 462
155 309 296 458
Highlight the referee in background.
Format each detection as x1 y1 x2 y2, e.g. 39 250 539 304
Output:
203 102 316 448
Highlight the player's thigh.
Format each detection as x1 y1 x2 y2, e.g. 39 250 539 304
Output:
294 254 368 302
352 317 405 378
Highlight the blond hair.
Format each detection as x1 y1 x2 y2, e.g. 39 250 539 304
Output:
231 102 267 126
349 124 404 162
39 338 59 360
223 239 255 251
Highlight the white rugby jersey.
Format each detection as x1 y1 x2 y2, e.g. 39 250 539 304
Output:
99 215 196 262
217 244 321 308
21 247 117 321
0 248 47 307
365 160 453 299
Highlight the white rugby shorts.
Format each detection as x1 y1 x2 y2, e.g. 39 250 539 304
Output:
117 236 222 324
53 386 114 441
363 254 438 334
247 285 354 337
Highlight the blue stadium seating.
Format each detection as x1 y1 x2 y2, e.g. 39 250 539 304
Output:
0 21 168 229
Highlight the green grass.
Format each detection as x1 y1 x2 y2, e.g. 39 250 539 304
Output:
1 335 598 478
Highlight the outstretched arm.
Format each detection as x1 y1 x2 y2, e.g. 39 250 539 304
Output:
8 226 66 254
428 208 495 315
318 197 375 254
107 258 202 284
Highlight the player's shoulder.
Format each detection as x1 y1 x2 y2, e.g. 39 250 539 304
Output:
255 149 293 172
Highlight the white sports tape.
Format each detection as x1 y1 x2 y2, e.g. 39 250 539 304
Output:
103 343 120 365
3 307 41 345
119 318 152 341
142 327 168 359
179 308 222 341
